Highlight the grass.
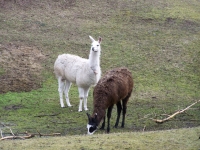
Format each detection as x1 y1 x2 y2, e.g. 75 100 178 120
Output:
0 127 200 150
0 0 200 149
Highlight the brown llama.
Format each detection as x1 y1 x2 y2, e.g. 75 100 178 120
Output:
87 67 133 134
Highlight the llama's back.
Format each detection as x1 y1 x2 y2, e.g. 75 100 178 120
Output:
54 54 99 86
94 67 133 105
106 67 133 92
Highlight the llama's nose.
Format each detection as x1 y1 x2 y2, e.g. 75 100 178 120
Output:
92 47 95 51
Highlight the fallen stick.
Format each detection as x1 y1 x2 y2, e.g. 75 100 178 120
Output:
26 131 61 137
152 100 200 124
0 131 61 141
0 134 35 140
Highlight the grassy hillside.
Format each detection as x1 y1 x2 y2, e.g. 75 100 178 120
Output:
0 0 199 141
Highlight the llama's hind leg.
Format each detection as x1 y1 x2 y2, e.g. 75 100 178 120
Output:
58 77 65 107
114 101 122 128
121 93 131 127
83 87 90 111
78 87 84 112
64 80 72 107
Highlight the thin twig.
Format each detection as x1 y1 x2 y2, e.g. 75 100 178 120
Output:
25 132 61 137
0 129 3 138
9 128 15 136
143 125 146 132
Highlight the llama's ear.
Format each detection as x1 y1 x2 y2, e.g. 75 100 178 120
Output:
98 37 102 43
89 36 95 42
95 113 97 119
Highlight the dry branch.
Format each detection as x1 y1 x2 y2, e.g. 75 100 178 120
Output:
0 134 35 140
28 131 61 137
152 100 200 124
0 129 61 140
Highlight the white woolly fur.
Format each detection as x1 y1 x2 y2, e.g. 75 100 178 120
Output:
54 36 102 111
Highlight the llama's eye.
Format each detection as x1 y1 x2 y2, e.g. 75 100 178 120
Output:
97 45 99 46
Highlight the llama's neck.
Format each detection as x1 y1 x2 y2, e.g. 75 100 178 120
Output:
92 96 107 126
88 50 100 69
92 108 106 126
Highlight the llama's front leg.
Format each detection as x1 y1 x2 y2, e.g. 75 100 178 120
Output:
58 77 65 107
64 80 72 107
100 116 105 130
83 87 90 111
78 87 84 112
107 105 113 133
84 99 88 111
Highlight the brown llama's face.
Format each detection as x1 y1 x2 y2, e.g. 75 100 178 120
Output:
87 113 98 135
87 124 97 135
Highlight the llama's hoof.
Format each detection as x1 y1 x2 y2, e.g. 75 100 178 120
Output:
114 125 118 128
68 105 73 107
78 109 82 112
84 108 89 111
100 127 104 130
61 105 65 108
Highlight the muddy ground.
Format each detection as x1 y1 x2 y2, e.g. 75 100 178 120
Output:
0 43 46 93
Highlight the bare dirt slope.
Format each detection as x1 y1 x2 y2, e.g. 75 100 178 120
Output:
0 44 45 93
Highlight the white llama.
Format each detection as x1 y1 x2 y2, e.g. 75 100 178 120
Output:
54 36 102 112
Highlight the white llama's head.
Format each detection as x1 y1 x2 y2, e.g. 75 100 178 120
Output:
89 36 102 53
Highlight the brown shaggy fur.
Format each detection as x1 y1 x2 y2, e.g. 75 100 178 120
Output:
87 67 133 134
